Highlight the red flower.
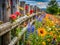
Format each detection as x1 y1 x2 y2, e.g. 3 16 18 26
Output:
30 10 34 14
15 11 21 16
10 1 13 5
25 5 29 10
10 14 17 20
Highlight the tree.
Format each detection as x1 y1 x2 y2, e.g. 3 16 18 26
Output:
58 8 60 15
46 0 59 15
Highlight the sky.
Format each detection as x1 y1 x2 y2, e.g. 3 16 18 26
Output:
19 0 60 8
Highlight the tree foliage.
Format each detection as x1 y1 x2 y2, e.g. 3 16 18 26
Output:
46 0 59 15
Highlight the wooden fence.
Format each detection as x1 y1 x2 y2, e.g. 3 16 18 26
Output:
0 12 41 45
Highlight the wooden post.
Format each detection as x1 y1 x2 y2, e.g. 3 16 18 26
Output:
10 0 13 14
30 5 33 10
36 6 38 13
0 0 3 21
30 5 34 15
36 6 40 13
1 31 11 45
1 0 11 45
33 5 37 13
20 1 25 16
30 5 34 21
6 0 11 22
0 0 6 22
25 4 29 15
15 0 20 45
11 0 17 14
16 0 20 12
37 7 40 12
0 37 1 45
1 0 11 22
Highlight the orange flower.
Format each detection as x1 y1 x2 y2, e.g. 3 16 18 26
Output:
44 14 50 19
23 22 27 27
37 28 47 37
53 34 57 39
50 31 53 36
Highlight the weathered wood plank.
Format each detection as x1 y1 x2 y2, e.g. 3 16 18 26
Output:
0 15 27 36
9 37 18 45
1 31 11 45
8 20 35 45
0 22 11 36
0 14 36 36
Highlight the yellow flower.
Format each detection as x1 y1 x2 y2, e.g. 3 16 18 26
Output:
52 31 55 33
19 7 24 10
42 41 46 45
37 28 47 37
43 16 49 21
59 35 60 37
49 21 55 26
47 39 50 42
55 28 58 30
58 28 60 30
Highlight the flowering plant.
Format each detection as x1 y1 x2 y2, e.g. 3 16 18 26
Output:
30 10 34 14
10 14 17 22
25 14 60 45
15 11 21 16
25 5 29 10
